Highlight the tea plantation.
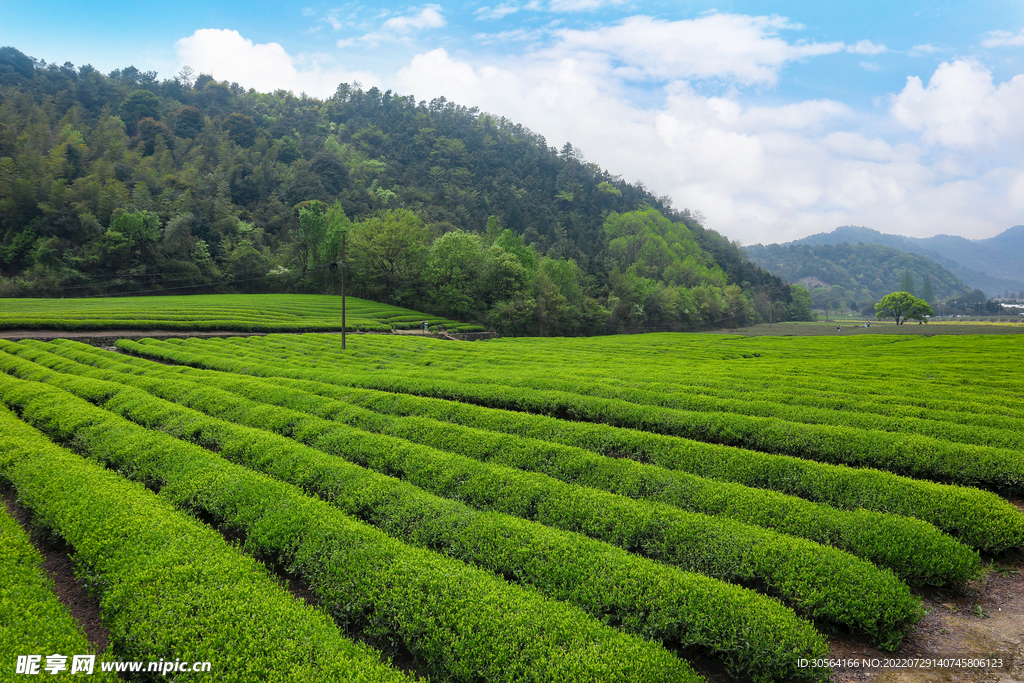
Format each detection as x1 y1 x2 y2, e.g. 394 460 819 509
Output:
2 330 1022 682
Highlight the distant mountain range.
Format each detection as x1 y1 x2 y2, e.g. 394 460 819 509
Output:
783 225 1024 298
742 241 972 312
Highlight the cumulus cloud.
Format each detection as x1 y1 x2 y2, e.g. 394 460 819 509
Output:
891 59 1024 150
545 14 844 85
982 28 1024 48
396 42 1024 243
174 18 1024 244
175 29 379 97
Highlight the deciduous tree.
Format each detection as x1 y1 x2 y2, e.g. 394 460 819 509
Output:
875 291 933 325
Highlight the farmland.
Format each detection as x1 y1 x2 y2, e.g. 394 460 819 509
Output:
2 329 1023 682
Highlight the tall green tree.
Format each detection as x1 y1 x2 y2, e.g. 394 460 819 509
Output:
899 269 915 296
349 209 430 304
424 230 485 317
787 285 815 321
920 274 934 303
118 90 160 133
294 201 328 282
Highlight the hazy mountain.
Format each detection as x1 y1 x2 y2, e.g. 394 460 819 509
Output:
785 226 1024 297
743 241 972 313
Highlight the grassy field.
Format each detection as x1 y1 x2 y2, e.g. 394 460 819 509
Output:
1 331 1022 682
0 294 485 333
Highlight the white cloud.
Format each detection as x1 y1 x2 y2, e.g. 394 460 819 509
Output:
474 27 548 44
175 21 1024 245
336 5 446 47
891 59 1024 150
548 0 625 11
982 28 1024 48
545 14 845 85
382 5 446 32
847 39 887 55
175 29 379 97
475 3 522 20
395 44 1024 244
908 44 938 56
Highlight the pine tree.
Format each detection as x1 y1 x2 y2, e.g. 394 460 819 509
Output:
900 269 915 296
920 274 934 303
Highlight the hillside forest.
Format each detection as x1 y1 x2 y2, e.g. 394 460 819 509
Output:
0 47 799 335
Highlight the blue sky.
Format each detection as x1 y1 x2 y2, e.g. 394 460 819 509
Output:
2 1 1024 245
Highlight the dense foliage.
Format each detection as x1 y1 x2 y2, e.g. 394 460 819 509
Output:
0 47 787 334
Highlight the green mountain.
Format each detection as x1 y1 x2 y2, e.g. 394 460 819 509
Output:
743 241 973 315
788 225 1024 298
0 47 786 334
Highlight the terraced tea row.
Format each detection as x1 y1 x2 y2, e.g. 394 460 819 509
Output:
5 330 1023 683
104 336 1024 552
0 373 698 683
118 335 1024 495
0 343 922 650
0 501 117 681
0 344 836 681
0 405 413 683
241 332 1024 425
15 339 986 585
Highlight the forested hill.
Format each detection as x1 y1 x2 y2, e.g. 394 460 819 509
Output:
0 46 787 335
743 241 973 315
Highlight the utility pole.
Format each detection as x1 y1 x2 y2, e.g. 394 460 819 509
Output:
341 231 346 350
325 201 349 351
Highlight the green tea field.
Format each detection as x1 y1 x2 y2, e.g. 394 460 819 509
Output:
0 294 485 333
2 331 1022 682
